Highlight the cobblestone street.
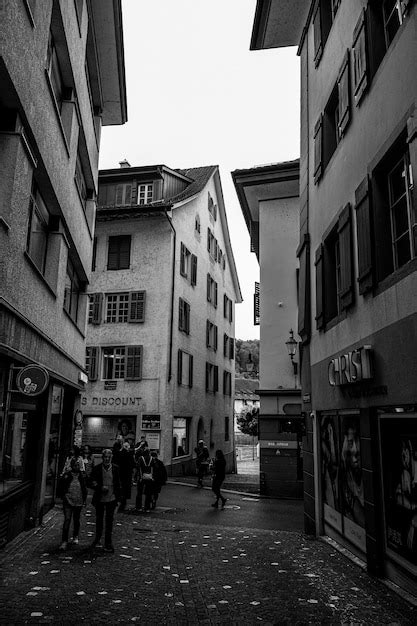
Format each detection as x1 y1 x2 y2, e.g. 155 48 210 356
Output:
1 483 416 625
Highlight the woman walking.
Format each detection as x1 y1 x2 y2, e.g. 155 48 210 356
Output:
57 457 87 550
211 449 227 509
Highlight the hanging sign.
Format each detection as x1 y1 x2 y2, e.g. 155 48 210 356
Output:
16 364 49 396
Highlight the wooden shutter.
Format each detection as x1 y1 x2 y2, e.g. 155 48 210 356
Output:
214 281 218 308
207 274 211 302
118 236 131 269
315 244 325 330
185 302 190 334
338 203 354 310
124 184 131 205
254 282 260 325
223 370 227 395
314 115 323 183
207 228 210 252
223 334 228 357
180 243 186 276
115 185 124 205
352 10 368 105
129 291 146 322
177 349 182 385
108 235 130 270
337 51 350 137
97 185 107 207
214 366 218 393
214 325 218 352
179 298 184 330
223 294 227 318
228 298 232 322
91 292 103 324
106 184 116 206
91 237 97 272
355 177 374 294
205 362 209 391
229 338 234 360
206 320 210 347
131 182 138 205
107 237 118 270
313 1 323 66
87 346 98 381
189 354 193 388
126 346 142 380
191 254 197 286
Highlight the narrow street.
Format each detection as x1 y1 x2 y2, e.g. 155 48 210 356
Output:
1 482 416 625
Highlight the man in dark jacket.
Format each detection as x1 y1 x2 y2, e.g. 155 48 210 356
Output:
89 448 122 553
195 440 210 487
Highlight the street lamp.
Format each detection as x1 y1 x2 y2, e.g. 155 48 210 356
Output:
285 329 298 377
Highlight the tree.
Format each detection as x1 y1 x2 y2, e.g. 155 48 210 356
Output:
236 407 259 437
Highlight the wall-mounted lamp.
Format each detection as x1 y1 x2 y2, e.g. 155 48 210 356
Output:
285 329 298 377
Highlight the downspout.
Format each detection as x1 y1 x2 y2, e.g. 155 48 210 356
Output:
163 209 176 382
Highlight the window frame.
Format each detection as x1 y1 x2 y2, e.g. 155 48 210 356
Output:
63 258 81 324
138 183 153 205
107 235 131 271
178 297 190 334
177 349 193 387
26 187 49 275
101 345 142 381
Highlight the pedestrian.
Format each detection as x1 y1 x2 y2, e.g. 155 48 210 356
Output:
135 448 154 512
118 441 135 511
61 445 85 475
89 448 122 553
211 449 227 508
57 457 87 550
112 437 123 466
150 451 167 509
195 439 210 487
82 444 95 480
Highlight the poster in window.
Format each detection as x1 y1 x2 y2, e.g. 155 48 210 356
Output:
83 416 135 452
320 415 341 512
339 415 365 528
381 417 417 567
117 418 136 447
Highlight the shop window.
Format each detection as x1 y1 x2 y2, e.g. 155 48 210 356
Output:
224 415 230 441
177 350 193 387
26 187 49 275
102 345 142 380
223 371 232 396
205 362 219 393
206 320 218 351
207 274 218 307
178 298 190 334
315 204 354 330
312 0 341 67
138 183 153 205
355 134 415 293
0 410 28 495
172 417 189 457
107 235 131 270
63 258 82 324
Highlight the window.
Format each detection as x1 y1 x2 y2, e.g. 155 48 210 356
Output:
179 298 190 334
115 183 132 206
352 1 412 105
313 0 340 66
172 417 189 457
177 350 193 387
207 227 218 260
223 371 232 396
223 294 233 322
224 335 235 360
138 184 153 205
208 192 217 220
91 237 97 272
224 415 230 442
102 345 142 380
206 320 218 351
63 258 82 324
207 274 218 307
85 346 98 381
75 150 87 209
205 362 219 393
315 204 354 329
180 243 190 277
105 291 146 324
98 183 134 208
195 214 201 234
356 135 415 292
46 33 64 109
0 405 29 495
26 187 49 274
107 235 131 270
88 293 103 324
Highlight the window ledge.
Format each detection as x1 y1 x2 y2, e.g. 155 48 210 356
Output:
24 251 57 298
373 256 417 297
323 309 348 332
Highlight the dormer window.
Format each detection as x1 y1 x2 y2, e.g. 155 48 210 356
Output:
138 183 153 205
208 192 217 220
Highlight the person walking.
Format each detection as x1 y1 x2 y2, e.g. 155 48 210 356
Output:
57 457 87 550
195 440 210 487
82 445 95 480
118 442 135 511
150 451 167 509
89 449 122 553
211 449 227 509
135 448 154 512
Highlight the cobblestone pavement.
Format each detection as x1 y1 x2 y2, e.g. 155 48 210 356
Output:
1 485 416 625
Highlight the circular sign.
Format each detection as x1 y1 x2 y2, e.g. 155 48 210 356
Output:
16 364 49 396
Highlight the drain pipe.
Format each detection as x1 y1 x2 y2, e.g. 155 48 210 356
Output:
164 209 176 382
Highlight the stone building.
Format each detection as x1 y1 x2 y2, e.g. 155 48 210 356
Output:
251 0 417 595
0 0 127 544
82 162 242 474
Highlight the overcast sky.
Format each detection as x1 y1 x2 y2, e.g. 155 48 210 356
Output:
98 0 300 339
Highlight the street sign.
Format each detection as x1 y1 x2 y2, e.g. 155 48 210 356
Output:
16 364 49 396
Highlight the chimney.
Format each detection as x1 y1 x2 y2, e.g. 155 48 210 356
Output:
119 159 131 168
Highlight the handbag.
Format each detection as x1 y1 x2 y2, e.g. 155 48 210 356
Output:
142 472 153 481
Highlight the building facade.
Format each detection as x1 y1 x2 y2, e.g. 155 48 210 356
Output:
251 0 417 594
82 163 242 474
0 0 127 545
232 162 303 498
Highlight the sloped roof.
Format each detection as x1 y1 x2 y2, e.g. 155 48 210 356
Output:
171 166 217 204
234 378 260 400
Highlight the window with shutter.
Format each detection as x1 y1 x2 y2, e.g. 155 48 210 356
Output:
214 325 218 352
115 185 124 205
92 237 97 272
214 366 218 393
85 346 98 381
189 354 193 387
337 203 354 310
214 281 218 308
353 11 368 105
90 292 103 324
126 346 142 380
191 254 197 286
129 291 146 322
229 338 235 360
315 244 325 330
107 235 131 270
223 334 228 358
206 320 210 347
314 116 323 183
337 52 350 137
207 274 211 302
177 349 183 385
313 1 323 65
254 282 260 325
179 298 190 334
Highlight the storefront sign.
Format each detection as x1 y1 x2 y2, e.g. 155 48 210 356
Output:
81 396 141 407
142 414 161 430
145 432 160 450
259 440 298 449
16 364 49 396
104 381 117 390
328 345 372 387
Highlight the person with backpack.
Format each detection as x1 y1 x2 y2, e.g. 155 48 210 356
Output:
150 451 167 509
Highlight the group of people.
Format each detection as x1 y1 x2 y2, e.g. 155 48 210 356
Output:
57 441 167 553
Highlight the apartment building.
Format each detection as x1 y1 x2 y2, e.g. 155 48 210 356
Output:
0 0 127 544
251 0 417 594
82 162 242 474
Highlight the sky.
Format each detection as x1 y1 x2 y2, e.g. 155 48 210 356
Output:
98 0 300 340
